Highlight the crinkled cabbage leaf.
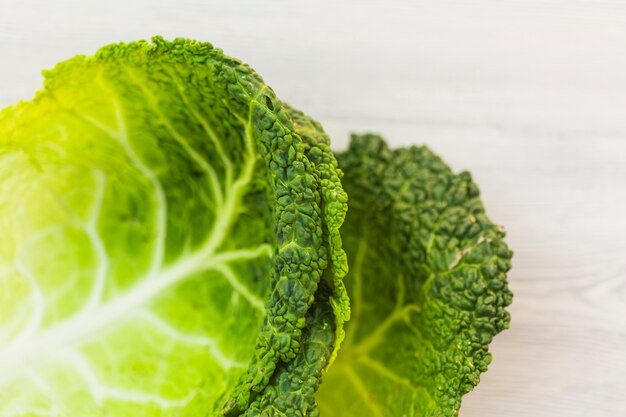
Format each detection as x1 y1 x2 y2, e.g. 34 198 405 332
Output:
317 134 513 416
0 37 511 417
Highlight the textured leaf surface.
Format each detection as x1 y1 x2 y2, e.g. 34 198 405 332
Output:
316 134 513 417
0 37 347 417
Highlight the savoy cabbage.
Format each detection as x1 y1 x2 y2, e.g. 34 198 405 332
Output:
0 37 512 417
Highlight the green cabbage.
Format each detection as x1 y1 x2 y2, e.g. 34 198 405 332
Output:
0 37 512 417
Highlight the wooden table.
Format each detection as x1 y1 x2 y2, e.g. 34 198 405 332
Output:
1 1 625 415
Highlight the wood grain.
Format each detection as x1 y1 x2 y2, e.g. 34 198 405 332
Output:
1 1 625 415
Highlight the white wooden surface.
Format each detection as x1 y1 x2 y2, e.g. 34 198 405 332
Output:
1 1 625 415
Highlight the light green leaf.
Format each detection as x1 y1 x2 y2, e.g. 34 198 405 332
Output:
0 37 347 417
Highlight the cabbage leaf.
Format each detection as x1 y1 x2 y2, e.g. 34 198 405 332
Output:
317 134 513 416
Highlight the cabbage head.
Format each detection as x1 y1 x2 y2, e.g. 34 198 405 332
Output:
0 37 512 417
